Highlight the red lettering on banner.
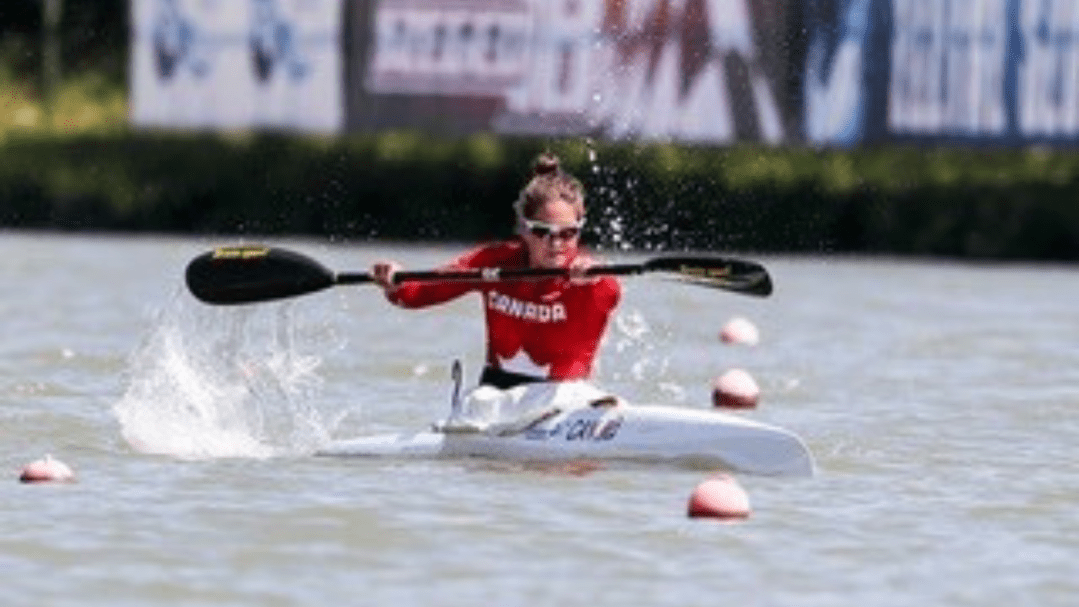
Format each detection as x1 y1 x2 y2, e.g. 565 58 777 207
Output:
367 0 531 95
366 0 786 144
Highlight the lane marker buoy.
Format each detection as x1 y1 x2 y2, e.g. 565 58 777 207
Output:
712 368 761 409
719 316 760 346
687 474 751 519
18 454 76 484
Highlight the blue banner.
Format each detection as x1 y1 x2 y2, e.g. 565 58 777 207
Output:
806 0 1079 146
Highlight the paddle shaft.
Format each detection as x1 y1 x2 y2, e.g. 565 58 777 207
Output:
334 264 648 286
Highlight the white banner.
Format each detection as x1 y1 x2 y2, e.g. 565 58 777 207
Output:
130 0 343 133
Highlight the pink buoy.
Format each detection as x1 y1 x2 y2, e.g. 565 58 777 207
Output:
711 368 761 409
720 317 760 346
19 454 76 484
687 474 751 519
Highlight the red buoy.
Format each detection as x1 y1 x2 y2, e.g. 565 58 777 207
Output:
711 368 761 409
19 455 76 484
719 317 760 346
687 475 751 519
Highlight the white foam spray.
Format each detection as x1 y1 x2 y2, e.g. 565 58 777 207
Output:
599 306 686 405
114 292 341 460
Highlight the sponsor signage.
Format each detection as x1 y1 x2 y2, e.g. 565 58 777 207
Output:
361 0 792 143
130 0 344 133
129 0 1079 146
806 0 1079 145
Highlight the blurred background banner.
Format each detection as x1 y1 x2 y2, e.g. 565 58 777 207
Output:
127 0 1079 147
351 0 794 143
130 0 344 133
131 0 803 143
807 0 1079 146
351 0 800 143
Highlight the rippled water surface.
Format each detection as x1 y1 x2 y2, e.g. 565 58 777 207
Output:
2 232 1077 607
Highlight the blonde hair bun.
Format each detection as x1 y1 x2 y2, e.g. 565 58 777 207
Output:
514 152 585 221
532 153 561 177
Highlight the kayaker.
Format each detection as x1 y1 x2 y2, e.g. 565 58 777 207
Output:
371 152 622 389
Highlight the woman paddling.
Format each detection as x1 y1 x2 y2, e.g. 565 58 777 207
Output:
371 153 621 390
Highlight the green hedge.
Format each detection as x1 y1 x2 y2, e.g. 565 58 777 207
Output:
3 131 1079 260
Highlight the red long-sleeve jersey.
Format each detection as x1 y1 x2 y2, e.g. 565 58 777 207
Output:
386 239 621 380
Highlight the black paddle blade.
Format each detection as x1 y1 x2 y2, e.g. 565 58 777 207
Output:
185 246 337 305
644 256 773 297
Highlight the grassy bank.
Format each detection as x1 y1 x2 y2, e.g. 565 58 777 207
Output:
0 62 126 138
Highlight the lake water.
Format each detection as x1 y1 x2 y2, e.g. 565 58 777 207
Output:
1 231 1076 607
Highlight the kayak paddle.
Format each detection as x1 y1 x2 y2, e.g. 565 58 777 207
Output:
185 245 773 305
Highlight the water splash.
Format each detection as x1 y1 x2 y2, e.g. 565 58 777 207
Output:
600 307 684 405
582 138 625 251
113 293 341 460
581 138 663 252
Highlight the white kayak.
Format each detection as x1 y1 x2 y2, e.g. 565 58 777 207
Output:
317 382 814 476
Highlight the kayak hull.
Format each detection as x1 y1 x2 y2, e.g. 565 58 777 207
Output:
317 404 814 477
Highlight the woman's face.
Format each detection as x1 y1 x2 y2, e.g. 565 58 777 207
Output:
521 198 582 268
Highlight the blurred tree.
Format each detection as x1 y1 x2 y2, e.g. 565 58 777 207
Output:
1 0 127 84
42 0 62 102
0 2 43 33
